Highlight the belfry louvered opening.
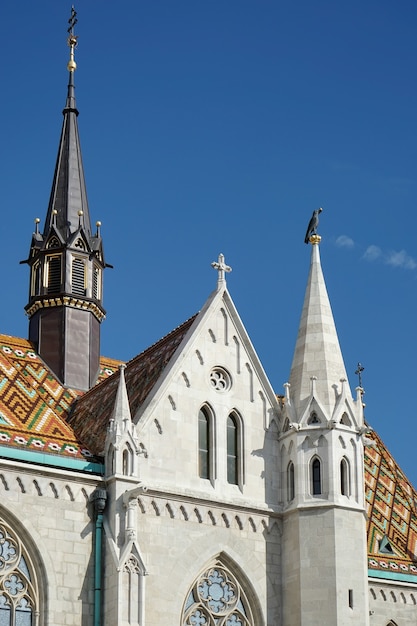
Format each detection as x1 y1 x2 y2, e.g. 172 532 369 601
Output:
72 258 86 296
46 255 62 294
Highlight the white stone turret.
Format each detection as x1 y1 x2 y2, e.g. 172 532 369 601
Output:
280 233 369 626
104 364 140 478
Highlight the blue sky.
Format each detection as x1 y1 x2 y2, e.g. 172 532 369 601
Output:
2 2 417 485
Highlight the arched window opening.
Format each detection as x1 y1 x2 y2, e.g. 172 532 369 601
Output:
31 262 42 296
340 412 352 426
287 461 295 502
227 414 238 485
122 443 133 476
198 407 211 480
72 258 86 296
46 255 61 294
340 457 350 496
311 457 322 495
182 561 254 626
0 518 39 626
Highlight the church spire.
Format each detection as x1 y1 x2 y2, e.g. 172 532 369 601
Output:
43 7 92 241
23 8 107 391
287 233 350 420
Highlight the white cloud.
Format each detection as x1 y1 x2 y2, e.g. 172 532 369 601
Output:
335 235 354 249
385 249 417 270
363 245 382 262
362 244 416 271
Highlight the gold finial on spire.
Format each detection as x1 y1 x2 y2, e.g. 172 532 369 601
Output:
309 234 321 245
67 6 78 72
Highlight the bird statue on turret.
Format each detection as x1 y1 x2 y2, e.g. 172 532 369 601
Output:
304 208 323 243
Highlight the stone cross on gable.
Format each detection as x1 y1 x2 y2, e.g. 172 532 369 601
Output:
211 253 232 289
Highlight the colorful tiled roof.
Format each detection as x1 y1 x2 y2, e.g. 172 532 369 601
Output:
0 334 120 461
366 430 417 579
1 331 417 582
67 315 198 455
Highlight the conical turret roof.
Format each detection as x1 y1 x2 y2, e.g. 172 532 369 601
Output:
288 238 351 418
43 70 92 240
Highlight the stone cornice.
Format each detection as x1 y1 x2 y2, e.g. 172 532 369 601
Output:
25 295 106 322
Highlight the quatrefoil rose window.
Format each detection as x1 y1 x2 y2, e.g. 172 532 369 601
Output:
209 368 231 392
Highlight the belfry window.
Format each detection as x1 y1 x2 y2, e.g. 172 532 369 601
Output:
198 407 211 480
72 258 86 296
46 255 62 294
311 457 322 495
0 518 39 626
92 265 101 300
31 262 42 296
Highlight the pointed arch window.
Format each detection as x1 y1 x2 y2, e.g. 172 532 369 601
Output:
46 255 62 294
123 443 133 476
340 457 350 496
0 518 39 626
311 457 322 495
31 261 42 297
227 414 238 485
287 461 295 501
72 258 86 296
182 561 254 626
199 407 213 480
227 412 244 487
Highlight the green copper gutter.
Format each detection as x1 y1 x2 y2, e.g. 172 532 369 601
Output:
0 445 103 474
368 569 417 584
91 489 107 626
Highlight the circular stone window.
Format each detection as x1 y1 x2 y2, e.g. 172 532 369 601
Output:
209 367 232 392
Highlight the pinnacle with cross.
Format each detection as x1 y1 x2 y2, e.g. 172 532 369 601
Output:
211 253 232 289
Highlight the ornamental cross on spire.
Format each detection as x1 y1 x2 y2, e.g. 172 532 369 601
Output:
211 253 232 289
355 362 365 388
67 6 78 72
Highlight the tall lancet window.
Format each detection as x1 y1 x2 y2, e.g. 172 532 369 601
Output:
46 255 62 294
311 457 322 495
340 457 350 496
227 414 238 485
0 518 39 626
182 561 254 626
287 461 295 501
198 407 212 480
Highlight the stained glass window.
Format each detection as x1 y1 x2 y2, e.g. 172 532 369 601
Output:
182 562 254 626
0 520 38 626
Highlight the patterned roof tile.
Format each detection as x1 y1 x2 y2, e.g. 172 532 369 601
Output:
0 334 120 461
365 430 417 577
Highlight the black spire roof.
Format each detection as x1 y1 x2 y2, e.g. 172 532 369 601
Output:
43 65 93 242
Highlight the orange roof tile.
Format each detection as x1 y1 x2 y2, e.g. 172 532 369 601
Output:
0 334 120 460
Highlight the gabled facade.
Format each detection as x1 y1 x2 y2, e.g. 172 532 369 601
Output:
0 11 417 626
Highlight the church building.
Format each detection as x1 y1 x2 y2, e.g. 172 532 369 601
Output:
0 12 416 626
